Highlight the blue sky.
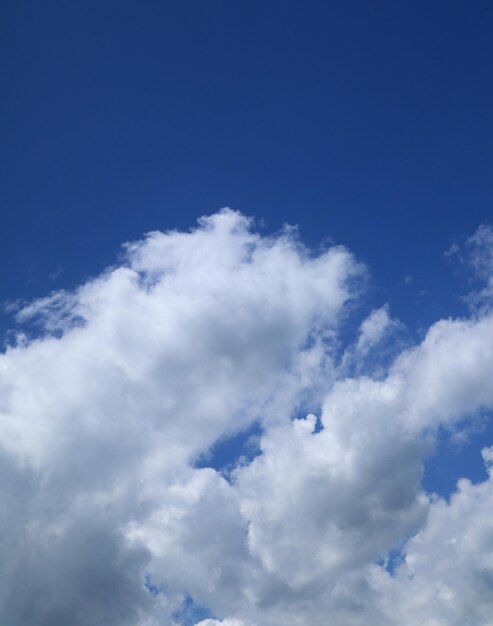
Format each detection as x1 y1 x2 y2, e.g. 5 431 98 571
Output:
2 1 492 318
2 3 493 626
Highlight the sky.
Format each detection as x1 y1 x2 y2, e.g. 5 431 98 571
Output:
1 2 493 625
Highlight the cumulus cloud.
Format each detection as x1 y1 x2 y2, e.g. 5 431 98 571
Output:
1 212 493 625
0 210 359 625
375 447 493 625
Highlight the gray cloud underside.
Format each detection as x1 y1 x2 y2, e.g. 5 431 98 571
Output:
1 210 493 626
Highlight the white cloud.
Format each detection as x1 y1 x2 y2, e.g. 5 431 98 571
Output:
0 210 360 625
339 304 402 376
375 448 493 625
466 224 493 307
355 305 394 355
1 214 493 625
466 224 493 280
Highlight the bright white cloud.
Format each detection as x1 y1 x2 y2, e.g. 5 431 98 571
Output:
1 211 493 625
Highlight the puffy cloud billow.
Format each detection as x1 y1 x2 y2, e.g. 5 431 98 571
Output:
1 210 493 625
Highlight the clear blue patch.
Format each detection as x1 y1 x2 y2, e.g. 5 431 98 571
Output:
172 594 215 626
144 574 164 596
377 540 410 577
383 546 405 576
423 411 493 499
313 413 324 433
194 420 262 474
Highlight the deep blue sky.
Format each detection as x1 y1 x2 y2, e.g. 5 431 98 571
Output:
2 0 493 539
2 0 492 325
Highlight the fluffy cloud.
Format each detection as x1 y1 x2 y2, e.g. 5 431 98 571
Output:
0 210 359 625
374 448 493 626
1 211 493 625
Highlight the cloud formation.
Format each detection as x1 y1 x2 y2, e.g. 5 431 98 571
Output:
1 212 493 625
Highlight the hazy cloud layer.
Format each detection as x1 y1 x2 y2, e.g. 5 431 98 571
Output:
1 212 493 625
